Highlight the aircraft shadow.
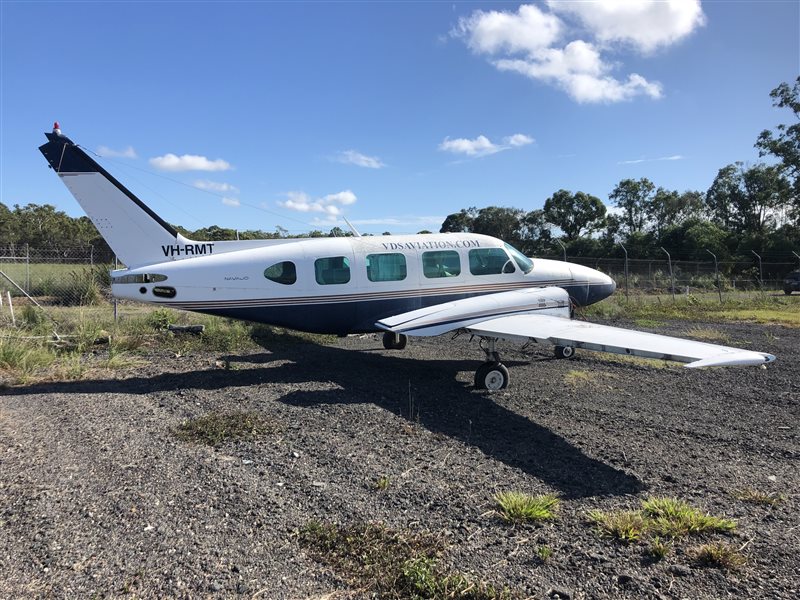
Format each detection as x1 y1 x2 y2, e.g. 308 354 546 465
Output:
9 339 644 499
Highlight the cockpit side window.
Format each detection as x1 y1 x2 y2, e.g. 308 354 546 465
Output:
468 248 516 275
315 256 351 285
264 261 297 285
504 243 533 274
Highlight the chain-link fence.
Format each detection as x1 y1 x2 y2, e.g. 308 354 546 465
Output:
1 245 798 326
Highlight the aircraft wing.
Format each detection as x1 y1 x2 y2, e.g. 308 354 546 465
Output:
376 290 775 368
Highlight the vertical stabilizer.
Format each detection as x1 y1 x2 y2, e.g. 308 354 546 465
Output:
39 125 189 268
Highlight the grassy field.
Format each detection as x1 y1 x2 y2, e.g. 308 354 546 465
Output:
1 290 796 386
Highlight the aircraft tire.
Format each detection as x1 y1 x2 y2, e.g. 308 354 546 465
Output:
474 361 509 391
554 345 575 359
382 332 407 350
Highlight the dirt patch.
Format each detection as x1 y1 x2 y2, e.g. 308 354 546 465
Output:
0 320 797 598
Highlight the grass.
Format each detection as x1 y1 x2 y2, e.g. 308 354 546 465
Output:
373 475 391 491
298 521 516 599
174 411 281 447
563 369 618 388
685 326 731 343
689 542 746 570
734 487 785 506
495 492 559 524
587 510 648 543
535 545 553 562
588 497 736 544
641 497 737 537
585 292 800 327
648 536 670 560
0 303 337 385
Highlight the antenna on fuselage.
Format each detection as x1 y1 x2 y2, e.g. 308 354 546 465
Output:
342 217 362 238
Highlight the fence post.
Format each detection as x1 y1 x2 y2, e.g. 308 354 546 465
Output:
706 249 722 303
751 250 763 291
793 251 800 269
661 247 674 301
90 244 94 267
619 243 629 300
25 243 30 290
555 239 567 262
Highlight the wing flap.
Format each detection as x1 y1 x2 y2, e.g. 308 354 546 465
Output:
465 314 775 368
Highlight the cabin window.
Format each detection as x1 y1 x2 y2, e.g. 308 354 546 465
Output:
264 261 297 285
315 256 351 285
112 273 167 284
469 248 516 275
366 253 407 282
422 250 461 278
504 243 533 274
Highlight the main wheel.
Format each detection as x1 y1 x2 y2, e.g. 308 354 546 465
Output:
554 345 575 359
474 362 509 390
382 332 408 350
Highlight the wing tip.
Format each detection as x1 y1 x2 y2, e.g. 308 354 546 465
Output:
685 352 776 369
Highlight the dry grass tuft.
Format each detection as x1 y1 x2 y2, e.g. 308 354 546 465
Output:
495 492 560 524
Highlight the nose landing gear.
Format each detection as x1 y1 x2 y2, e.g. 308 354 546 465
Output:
382 331 408 350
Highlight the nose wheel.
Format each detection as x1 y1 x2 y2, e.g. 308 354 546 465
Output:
474 337 509 390
382 331 408 350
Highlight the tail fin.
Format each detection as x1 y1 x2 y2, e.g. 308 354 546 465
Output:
39 125 189 268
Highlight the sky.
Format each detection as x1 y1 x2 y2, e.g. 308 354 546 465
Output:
1 1 798 236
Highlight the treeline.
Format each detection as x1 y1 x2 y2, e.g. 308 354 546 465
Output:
2 79 798 273
441 78 800 272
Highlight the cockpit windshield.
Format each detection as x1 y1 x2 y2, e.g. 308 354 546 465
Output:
504 243 534 274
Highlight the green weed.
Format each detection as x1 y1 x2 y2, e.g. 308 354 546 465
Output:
690 542 746 570
174 411 281 447
734 488 785 506
587 510 648 543
641 497 736 537
298 521 516 599
495 492 559 524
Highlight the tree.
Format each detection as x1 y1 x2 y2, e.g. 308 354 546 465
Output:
706 163 790 234
647 188 705 237
440 207 477 233
518 209 552 255
471 206 525 243
756 77 800 199
608 178 655 234
543 189 606 241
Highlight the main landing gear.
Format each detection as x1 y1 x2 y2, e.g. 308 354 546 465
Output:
474 338 577 391
382 331 408 350
474 337 509 390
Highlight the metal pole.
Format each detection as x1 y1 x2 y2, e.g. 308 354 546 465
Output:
556 239 567 262
25 243 30 290
619 243 629 300
661 247 674 301
751 250 763 291
706 249 722 303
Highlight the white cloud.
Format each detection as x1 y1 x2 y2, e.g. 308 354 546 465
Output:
279 190 357 216
221 197 240 207
149 153 231 172
546 0 706 54
504 133 534 147
439 133 534 157
439 135 500 157
336 150 386 169
97 145 137 159
193 179 239 194
454 4 562 55
618 154 685 165
453 3 697 103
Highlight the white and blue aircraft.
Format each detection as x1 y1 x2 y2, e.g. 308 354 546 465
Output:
39 124 775 389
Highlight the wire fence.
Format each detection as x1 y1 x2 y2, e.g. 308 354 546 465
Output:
1 245 798 326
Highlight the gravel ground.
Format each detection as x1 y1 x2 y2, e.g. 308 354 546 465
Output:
1 318 797 599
